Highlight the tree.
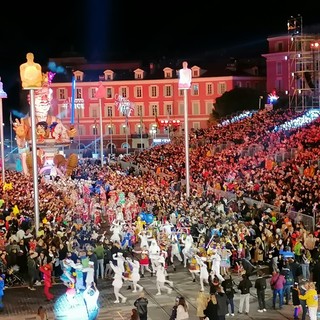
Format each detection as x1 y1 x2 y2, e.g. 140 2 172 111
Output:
214 87 264 117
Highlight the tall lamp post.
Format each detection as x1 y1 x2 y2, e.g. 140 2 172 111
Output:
19 52 42 235
0 78 7 185
115 94 134 155
96 82 105 167
179 61 192 198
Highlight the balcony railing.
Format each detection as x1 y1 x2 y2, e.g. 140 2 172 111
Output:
130 133 149 139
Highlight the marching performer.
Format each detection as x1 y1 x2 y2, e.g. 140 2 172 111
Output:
132 245 153 277
125 257 144 292
110 261 127 304
155 256 172 296
195 255 209 292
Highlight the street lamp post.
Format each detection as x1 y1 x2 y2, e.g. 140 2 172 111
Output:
0 78 7 185
259 96 263 109
19 52 43 235
96 83 105 167
115 94 134 156
179 61 192 198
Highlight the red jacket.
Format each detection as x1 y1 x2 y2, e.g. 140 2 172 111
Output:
39 264 52 287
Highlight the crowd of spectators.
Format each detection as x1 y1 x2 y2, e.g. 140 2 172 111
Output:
0 107 319 318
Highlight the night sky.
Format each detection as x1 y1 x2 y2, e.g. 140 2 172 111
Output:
0 1 319 123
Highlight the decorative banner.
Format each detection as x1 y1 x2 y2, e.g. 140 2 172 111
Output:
115 94 135 117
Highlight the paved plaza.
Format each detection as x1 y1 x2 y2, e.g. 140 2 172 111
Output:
2 264 299 320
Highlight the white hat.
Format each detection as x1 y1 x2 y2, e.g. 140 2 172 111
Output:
89 261 94 266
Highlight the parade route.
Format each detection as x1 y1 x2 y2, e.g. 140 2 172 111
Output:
2 264 297 320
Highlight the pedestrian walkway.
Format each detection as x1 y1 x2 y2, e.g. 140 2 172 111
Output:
1 265 302 319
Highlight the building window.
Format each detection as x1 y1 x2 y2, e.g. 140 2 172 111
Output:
106 88 113 99
76 88 82 99
91 109 98 118
192 102 200 115
276 62 282 75
92 124 98 135
193 70 199 77
89 88 97 99
193 122 200 129
137 105 143 117
276 42 283 52
206 83 213 95
218 82 227 95
206 101 214 115
107 106 113 117
58 88 66 100
179 102 184 115
165 104 172 116
121 125 127 134
150 86 158 98
135 86 142 98
120 87 127 98
151 104 158 116
276 79 283 91
107 125 114 134
164 85 172 97
78 125 84 136
192 84 199 96
236 81 242 88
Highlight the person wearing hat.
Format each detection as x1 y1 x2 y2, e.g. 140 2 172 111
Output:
254 270 267 312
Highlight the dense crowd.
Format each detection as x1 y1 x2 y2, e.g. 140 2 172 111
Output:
0 107 319 319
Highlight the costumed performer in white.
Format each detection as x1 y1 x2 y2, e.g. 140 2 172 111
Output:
181 234 194 268
138 229 151 250
211 248 225 282
110 220 124 244
195 255 209 292
110 261 127 304
169 233 183 267
125 257 144 293
82 261 95 288
155 256 172 296
149 239 161 274
112 252 125 273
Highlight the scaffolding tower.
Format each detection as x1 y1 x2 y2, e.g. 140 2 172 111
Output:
287 15 320 111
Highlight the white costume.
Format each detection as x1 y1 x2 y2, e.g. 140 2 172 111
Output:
82 261 95 288
138 231 150 249
113 252 125 273
110 220 123 243
155 257 172 296
110 261 127 304
126 258 143 292
161 221 174 236
169 234 183 264
149 239 161 273
211 250 224 282
195 255 209 292
181 234 194 267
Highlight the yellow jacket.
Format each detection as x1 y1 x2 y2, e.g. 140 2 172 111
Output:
299 289 319 307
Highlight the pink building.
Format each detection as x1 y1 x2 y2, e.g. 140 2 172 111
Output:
48 57 265 152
